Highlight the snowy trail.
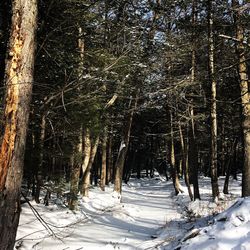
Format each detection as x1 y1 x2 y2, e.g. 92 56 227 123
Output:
16 176 247 250
16 178 182 250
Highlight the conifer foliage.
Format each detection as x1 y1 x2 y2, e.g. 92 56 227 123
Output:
0 0 249 245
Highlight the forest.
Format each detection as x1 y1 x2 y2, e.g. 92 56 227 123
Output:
0 0 249 249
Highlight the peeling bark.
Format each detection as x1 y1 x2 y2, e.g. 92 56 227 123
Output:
0 0 37 248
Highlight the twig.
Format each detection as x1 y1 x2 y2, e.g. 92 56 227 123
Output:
21 192 60 240
219 34 250 47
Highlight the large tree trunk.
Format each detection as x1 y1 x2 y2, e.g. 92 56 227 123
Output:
208 0 219 201
0 0 37 248
232 0 250 197
114 92 139 194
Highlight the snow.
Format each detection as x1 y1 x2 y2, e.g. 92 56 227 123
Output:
180 198 250 250
15 175 250 250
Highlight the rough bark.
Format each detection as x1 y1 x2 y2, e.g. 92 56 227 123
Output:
232 0 250 197
0 0 37 248
208 0 219 200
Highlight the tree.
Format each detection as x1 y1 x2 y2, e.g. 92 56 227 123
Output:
232 0 250 197
207 0 219 201
0 0 37 248
114 91 139 195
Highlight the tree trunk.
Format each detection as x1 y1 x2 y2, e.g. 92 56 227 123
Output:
107 130 113 184
81 128 91 178
114 92 139 194
69 130 83 210
0 0 37 248
189 106 200 200
208 0 219 200
100 126 108 191
179 123 193 201
223 138 238 194
169 111 183 195
189 0 200 201
221 118 226 176
34 113 46 203
233 0 250 197
81 136 99 197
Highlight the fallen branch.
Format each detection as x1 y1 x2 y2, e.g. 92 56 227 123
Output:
219 34 250 47
21 192 60 240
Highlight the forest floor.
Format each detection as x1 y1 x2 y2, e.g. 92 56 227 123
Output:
15 173 250 250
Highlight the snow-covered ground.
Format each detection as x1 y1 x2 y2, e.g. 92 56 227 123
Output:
15 174 249 250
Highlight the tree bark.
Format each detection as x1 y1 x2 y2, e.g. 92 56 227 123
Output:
81 136 99 197
232 0 250 197
179 123 193 201
81 128 91 177
208 0 219 200
34 113 46 203
223 138 238 194
0 0 37 248
189 106 200 200
69 130 83 210
169 111 183 195
189 0 201 200
114 92 139 194
100 126 108 191
107 130 113 184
